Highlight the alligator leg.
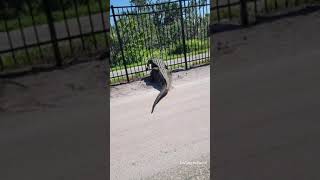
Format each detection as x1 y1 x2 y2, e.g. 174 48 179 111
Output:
150 67 160 83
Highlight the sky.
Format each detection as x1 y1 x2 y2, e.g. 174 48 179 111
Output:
110 0 131 7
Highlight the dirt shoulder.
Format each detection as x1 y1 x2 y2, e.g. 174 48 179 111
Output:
0 60 107 113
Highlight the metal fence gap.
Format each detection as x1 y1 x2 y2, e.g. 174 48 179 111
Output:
179 0 188 70
43 0 63 67
111 5 130 83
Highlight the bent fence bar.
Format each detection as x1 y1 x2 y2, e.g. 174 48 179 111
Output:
0 0 109 75
110 0 210 85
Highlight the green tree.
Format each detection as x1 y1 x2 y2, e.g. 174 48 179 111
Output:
111 15 147 67
129 0 150 6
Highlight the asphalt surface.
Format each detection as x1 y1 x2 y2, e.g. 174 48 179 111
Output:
212 7 320 180
0 60 108 180
0 91 108 180
111 66 210 180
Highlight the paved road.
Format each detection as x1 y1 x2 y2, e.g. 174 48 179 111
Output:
110 52 210 78
0 60 109 180
213 9 320 180
111 69 210 179
0 90 108 180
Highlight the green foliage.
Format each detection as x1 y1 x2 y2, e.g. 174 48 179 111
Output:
129 0 151 6
110 15 147 67
0 0 104 31
168 39 209 55
110 1 209 69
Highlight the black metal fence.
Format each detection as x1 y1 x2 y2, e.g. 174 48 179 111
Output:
212 0 319 26
110 0 210 85
0 0 109 75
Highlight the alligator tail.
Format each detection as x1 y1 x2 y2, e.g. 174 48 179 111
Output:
151 85 168 114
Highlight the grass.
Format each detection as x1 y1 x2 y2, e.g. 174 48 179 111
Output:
0 1 108 32
1 46 54 70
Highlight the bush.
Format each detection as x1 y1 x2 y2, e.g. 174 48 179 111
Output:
169 39 208 55
169 42 185 55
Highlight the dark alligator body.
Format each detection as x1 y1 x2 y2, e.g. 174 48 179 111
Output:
146 58 172 114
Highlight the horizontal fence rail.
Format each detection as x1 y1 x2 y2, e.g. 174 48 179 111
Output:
0 0 109 74
110 0 210 85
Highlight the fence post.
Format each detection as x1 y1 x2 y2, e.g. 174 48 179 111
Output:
0 56 3 71
178 0 188 70
42 0 62 67
240 0 249 26
111 6 130 83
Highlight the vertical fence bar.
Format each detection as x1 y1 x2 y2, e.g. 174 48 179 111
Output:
138 6 149 71
111 6 130 83
151 5 160 58
204 2 208 63
185 0 191 64
17 16 31 64
254 0 258 17
216 0 220 22
60 0 74 55
178 0 188 70
125 8 139 74
240 0 249 26
3 17 17 65
87 0 98 49
43 0 62 67
174 3 181 65
265 0 269 13
149 6 154 57
163 7 170 65
200 2 205 63
0 56 3 71
194 1 199 63
98 0 109 48
73 0 85 50
159 9 164 60
227 0 232 19
26 0 44 60
134 6 146 74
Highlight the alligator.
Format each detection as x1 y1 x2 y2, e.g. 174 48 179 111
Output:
146 58 172 114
